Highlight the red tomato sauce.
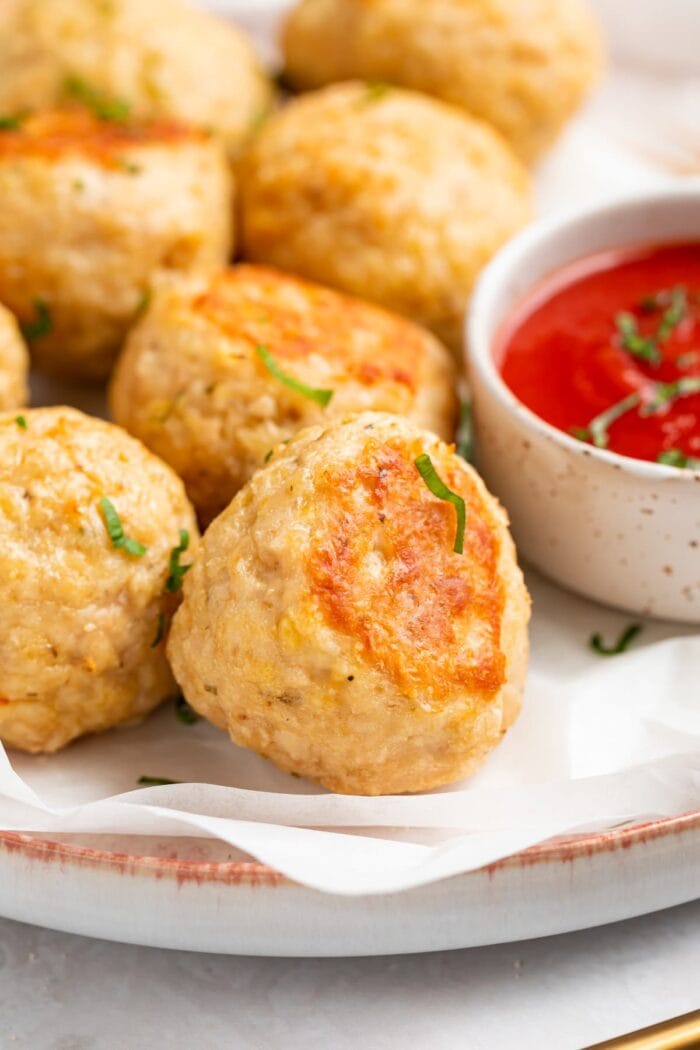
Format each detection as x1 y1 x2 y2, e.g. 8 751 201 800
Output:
497 243 700 465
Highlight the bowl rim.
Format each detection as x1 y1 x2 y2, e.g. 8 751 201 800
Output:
466 185 700 480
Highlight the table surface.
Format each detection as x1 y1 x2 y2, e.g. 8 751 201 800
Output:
1 901 698 1050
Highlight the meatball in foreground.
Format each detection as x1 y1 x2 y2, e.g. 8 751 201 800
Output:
168 413 530 795
0 303 29 410
283 0 603 163
0 0 272 156
110 265 458 525
238 83 532 353
0 108 232 380
0 407 198 753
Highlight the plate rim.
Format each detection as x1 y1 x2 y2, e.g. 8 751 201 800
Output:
2 810 699 891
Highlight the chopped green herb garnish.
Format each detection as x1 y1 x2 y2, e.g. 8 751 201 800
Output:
135 288 151 317
164 529 191 593
255 345 333 408
21 298 52 342
415 453 466 555
99 496 147 557
175 694 200 725
117 157 141 175
137 775 179 786
586 391 641 448
63 75 131 122
263 438 291 465
656 286 688 343
640 376 700 416
150 612 165 648
456 401 475 464
590 623 642 656
249 106 272 134
581 376 700 450
0 114 23 131
621 286 688 364
14 415 27 430
657 448 700 469
677 351 699 370
361 82 392 105
615 312 661 365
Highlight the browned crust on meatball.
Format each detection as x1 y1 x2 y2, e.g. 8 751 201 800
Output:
282 0 604 162
0 405 199 753
310 436 506 701
0 108 205 167
0 0 273 157
237 82 532 352
167 413 529 794
0 107 232 380
192 265 441 394
110 265 457 523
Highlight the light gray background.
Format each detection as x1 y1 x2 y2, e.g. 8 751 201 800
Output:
1 901 698 1050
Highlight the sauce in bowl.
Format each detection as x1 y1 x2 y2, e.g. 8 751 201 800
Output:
497 243 700 466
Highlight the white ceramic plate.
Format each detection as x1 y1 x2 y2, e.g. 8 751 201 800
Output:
1 0 699 955
1 817 699 955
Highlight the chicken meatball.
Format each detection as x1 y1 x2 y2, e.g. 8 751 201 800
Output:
0 0 272 156
0 303 29 410
282 0 603 163
238 83 532 354
110 265 458 525
0 108 233 380
168 412 530 795
0 406 198 753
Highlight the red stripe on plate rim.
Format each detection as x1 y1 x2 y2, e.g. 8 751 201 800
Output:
0 812 698 888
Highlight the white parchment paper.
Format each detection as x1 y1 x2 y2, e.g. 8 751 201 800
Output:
2 574 699 895
1 1 699 896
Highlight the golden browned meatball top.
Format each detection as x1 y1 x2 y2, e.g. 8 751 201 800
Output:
283 0 603 162
0 0 273 155
0 406 198 753
238 83 532 354
110 265 458 525
168 412 530 795
0 108 233 380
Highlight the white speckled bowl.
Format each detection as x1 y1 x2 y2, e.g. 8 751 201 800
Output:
467 187 700 623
